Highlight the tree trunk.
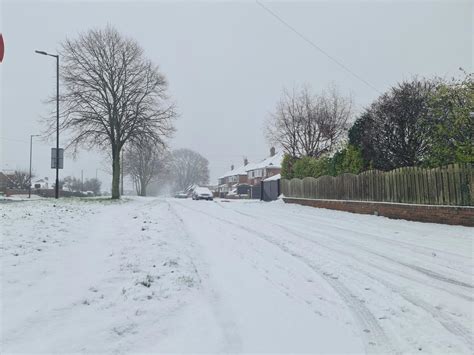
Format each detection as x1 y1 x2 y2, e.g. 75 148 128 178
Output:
111 145 121 199
135 180 140 196
140 178 147 196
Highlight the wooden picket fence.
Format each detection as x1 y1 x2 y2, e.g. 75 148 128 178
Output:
281 163 473 206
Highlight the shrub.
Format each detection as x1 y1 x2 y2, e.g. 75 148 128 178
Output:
292 156 331 179
328 145 365 176
281 154 298 179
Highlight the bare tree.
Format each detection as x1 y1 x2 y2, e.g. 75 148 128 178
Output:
265 88 300 157
123 142 169 196
266 86 352 158
83 178 102 195
61 176 82 191
170 149 209 192
55 26 176 199
61 176 102 195
8 170 32 189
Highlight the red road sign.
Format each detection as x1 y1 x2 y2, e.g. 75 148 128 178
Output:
0 34 4 63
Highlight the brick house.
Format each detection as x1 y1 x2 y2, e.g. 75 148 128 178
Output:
246 148 283 186
216 148 283 197
217 159 250 196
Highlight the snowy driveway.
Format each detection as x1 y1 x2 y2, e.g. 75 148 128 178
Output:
1 197 473 353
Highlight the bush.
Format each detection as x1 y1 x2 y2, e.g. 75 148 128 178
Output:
328 145 364 176
281 154 298 179
292 156 331 179
423 74 474 167
281 145 365 180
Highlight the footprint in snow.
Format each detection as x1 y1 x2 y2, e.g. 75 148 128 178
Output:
112 323 137 336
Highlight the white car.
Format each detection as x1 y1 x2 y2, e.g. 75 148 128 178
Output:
192 187 214 201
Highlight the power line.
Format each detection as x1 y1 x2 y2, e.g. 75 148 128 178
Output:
255 0 382 95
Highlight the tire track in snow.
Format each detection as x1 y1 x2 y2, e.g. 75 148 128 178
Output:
216 203 473 348
221 200 474 278
223 203 473 284
225 205 474 299
172 201 395 354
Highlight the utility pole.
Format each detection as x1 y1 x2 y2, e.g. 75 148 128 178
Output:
28 134 40 198
81 169 84 192
35 50 60 198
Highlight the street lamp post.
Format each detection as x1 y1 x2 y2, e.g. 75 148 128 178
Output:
29 134 40 198
35 50 60 198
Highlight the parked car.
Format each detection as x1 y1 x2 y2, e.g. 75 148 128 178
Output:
192 187 214 201
174 191 188 199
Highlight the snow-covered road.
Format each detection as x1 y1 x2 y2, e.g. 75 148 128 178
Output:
1 197 473 353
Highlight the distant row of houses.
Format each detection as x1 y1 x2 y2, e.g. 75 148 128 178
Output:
217 147 283 198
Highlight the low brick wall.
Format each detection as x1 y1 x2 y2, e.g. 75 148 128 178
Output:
283 198 474 227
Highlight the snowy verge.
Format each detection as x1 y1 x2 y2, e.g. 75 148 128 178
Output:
1 198 203 353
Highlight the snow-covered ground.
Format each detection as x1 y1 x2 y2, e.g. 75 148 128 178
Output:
1 197 472 353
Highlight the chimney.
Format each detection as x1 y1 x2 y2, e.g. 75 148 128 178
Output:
231 164 234 171
270 147 276 157
243 157 248 166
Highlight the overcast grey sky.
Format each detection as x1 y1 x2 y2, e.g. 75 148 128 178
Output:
0 0 472 190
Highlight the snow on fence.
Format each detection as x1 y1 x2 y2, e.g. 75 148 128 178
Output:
281 163 473 206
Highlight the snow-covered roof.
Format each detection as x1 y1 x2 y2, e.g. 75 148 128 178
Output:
246 151 284 171
218 164 250 179
263 173 281 182
218 151 283 179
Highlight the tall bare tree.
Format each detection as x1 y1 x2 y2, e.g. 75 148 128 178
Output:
170 149 209 192
123 142 169 196
56 26 176 199
266 86 352 158
8 170 33 189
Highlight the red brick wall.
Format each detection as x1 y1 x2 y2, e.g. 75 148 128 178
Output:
238 175 248 184
283 198 474 227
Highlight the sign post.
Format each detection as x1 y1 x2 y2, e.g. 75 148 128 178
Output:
51 148 64 169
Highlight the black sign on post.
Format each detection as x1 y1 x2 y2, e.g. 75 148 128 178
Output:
51 148 64 169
